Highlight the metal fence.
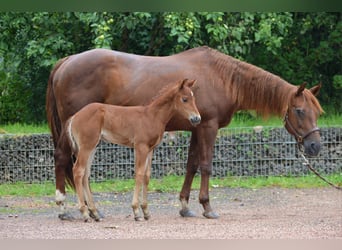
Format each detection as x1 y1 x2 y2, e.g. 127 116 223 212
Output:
0 126 341 184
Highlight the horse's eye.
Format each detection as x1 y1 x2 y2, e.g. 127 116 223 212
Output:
295 108 305 117
182 97 188 103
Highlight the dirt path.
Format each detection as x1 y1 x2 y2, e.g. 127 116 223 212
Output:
0 187 341 239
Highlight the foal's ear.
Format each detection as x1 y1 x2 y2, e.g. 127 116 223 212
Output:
180 79 196 89
309 82 322 97
183 79 196 89
296 82 307 96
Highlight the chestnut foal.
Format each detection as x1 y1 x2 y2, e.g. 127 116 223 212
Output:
65 79 201 222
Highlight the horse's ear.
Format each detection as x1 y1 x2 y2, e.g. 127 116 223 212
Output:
296 82 307 96
310 82 322 97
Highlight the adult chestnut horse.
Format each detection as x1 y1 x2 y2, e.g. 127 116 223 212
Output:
65 79 200 222
46 46 323 220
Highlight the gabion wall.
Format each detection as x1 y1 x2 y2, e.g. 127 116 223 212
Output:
0 127 341 184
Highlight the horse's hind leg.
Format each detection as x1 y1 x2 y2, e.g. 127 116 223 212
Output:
141 151 153 220
54 136 74 221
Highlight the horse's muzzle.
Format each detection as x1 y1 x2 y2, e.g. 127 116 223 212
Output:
189 115 201 126
303 139 321 157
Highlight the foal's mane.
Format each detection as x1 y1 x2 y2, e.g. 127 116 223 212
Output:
148 80 183 107
203 47 323 117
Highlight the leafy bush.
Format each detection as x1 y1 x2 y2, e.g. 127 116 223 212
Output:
0 12 341 124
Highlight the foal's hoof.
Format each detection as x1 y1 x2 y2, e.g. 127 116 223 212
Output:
134 216 144 222
89 210 102 222
202 211 219 219
58 212 75 221
144 214 151 221
179 209 196 218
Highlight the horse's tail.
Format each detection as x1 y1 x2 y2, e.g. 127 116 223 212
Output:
46 56 69 147
46 56 76 189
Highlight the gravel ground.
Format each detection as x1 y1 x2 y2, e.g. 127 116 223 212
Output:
0 187 341 239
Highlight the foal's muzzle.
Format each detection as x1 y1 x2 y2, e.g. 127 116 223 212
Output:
189 115 201 126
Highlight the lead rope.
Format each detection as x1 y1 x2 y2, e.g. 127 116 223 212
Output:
300 152 342 191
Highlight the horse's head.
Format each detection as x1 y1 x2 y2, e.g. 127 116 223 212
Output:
284 82 323 156
174 79 201 126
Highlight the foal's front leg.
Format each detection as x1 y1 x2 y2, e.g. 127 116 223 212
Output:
132 146 150 221
141 150 153 220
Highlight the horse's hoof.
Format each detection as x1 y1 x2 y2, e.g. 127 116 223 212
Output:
202 211 219 219
179 209 196 218
134 216 144 222
58 212 74 221
144 214 151 220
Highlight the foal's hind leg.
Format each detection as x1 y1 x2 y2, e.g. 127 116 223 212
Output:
82 150 101 221
73 151 92 222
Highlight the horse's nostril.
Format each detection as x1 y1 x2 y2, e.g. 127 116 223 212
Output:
306 141 321 156
311 141 320 150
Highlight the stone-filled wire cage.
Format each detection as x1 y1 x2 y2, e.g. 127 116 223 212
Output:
0 127 341 184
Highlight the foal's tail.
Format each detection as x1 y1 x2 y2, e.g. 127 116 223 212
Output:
65 117 78 155
46 56 76 189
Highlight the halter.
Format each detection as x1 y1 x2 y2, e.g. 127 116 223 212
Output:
283 109 320 144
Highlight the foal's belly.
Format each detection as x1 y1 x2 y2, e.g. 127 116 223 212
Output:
101 129 134 148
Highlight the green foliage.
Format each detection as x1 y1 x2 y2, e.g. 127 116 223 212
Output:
0 12 341 124
333 75 342 89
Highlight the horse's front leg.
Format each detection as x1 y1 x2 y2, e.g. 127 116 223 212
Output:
179 123 219 219
179 132 199 217
141 150 153 220
132 146 149 221
197 124 219 219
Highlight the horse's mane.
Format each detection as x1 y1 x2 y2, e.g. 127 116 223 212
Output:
205 47 323 117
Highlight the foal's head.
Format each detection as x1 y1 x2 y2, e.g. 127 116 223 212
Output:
172 79 201 126
284 82 323 156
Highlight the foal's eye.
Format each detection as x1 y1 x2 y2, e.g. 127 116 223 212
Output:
182 97 188 103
